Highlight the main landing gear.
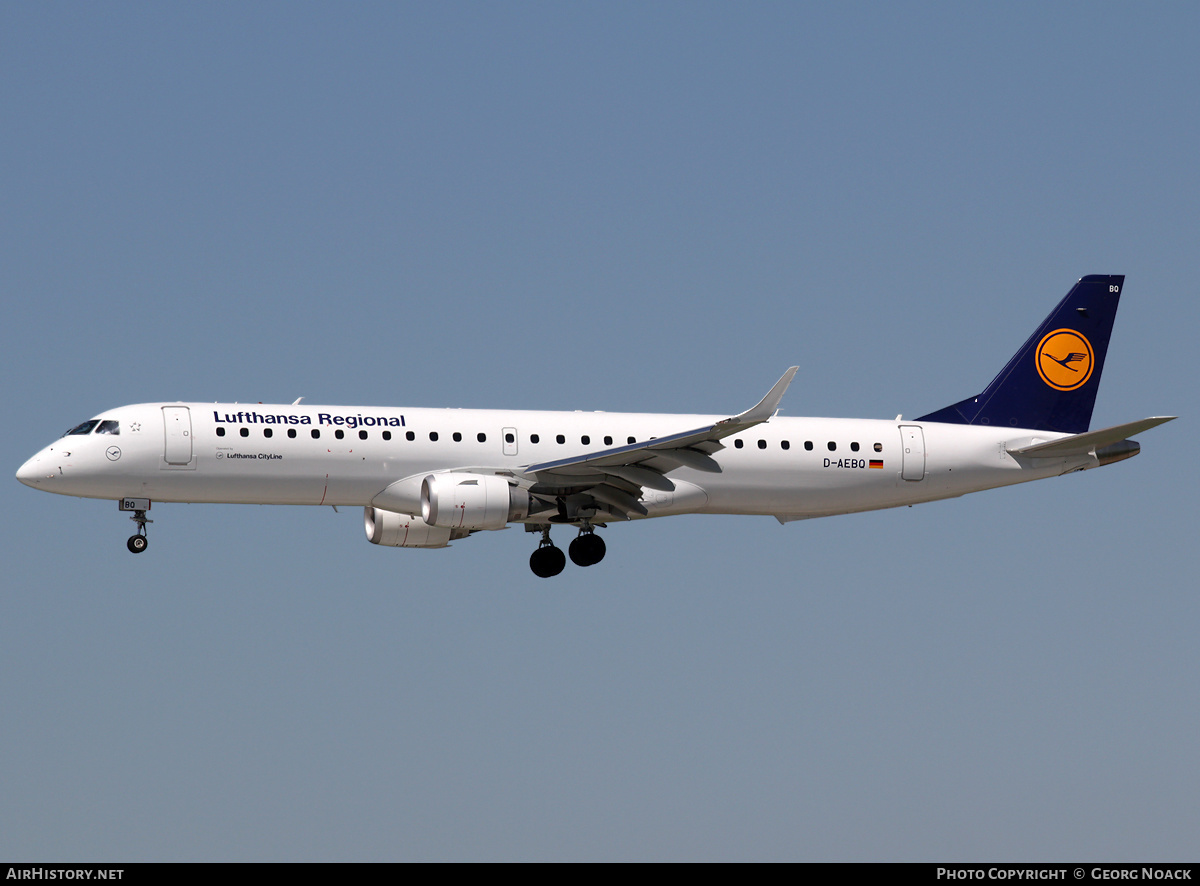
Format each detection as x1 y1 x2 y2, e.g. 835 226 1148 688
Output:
529 526 606 577
569 527 606 568
529 528 566 578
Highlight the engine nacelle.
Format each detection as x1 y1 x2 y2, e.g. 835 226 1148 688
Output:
364 506 455 548
421 472 529 530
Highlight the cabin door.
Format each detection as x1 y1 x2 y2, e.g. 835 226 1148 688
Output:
162 406 193 465
899 425 925 481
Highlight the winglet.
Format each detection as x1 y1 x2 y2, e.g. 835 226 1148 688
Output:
726 367 798 426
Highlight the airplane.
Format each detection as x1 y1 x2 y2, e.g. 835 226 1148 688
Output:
16 275 1174 577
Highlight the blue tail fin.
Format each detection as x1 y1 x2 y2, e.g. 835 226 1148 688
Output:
916 275 1123 434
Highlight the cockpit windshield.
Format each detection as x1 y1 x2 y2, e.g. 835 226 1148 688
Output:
95 420 120 435
64 420 100 437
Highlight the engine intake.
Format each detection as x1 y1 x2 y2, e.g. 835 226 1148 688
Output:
364 507 456 548
421 472 530 530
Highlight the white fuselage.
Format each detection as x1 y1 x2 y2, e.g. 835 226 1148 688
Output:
16 402 1093 521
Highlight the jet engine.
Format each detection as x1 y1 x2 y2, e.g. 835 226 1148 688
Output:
364 506 460 548
420 472 531 530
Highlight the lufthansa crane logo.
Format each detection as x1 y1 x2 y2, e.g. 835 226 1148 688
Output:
1036 329 1094 391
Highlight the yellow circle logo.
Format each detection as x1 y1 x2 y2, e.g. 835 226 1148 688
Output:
1036 329 1094 391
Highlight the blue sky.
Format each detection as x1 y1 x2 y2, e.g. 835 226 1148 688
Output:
2 2 1197 860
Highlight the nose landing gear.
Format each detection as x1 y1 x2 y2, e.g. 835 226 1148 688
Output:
119 498 152 554
126 512 151 554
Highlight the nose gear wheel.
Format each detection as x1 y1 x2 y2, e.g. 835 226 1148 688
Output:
126 509 151 554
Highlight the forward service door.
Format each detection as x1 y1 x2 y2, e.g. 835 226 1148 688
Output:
162 406 194 466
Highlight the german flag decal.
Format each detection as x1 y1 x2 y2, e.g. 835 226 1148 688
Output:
869 460 884 469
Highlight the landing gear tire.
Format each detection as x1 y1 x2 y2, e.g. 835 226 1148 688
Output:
530 544 566 578
569 533 606 567
127 534 148 554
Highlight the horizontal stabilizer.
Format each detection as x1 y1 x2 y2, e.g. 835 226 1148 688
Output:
1007 416 1175 457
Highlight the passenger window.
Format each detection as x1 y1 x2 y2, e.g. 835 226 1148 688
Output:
430 432 439 442
406 431 415 441
264 428 273 438
827 441 836 451
216 427 226 437
581 435 590 445
804 441 813 451
531 434 540 444
311 429 321 439
781 440 790 450
335 430 344 440
874 442 883 452
288 428 297 438
452 432 462 442
96 420 120 435
240 428 249 438
734 439 744 449
505 433 515 444
850 442 860 452
556 434 565 444
627 437 636 444
65 420 100 436
758 439 766 449
604 436 613 446
382 430 391 441
359 430 368 440
477 433 486 443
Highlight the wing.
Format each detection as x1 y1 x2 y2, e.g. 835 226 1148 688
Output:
517 367 798 519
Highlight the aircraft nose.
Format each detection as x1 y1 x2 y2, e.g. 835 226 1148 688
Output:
16 453 50 488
